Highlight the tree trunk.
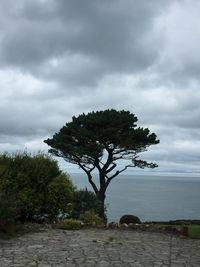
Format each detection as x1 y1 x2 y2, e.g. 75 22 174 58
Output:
97 192 107 223
87 171 108 223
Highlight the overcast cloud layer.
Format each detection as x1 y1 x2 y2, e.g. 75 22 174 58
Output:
0 0 200 176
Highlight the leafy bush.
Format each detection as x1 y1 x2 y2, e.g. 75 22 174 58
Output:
71 189 103 219
0 152 75 222
119 214 141 224
80 211 104 225
0 193 16 232
56 219 82 230
46 174 75 221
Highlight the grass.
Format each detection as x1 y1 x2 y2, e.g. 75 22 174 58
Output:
188 225 200 239
154 224 200 239
145 220 200 239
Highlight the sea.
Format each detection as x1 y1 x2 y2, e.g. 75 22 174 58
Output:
68 173 200 222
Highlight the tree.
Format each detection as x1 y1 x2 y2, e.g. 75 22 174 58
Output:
44 109 159 220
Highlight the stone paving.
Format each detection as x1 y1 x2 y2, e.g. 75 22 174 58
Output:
0 228 200 267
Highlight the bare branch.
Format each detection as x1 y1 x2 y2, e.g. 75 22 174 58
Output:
108 164 134 180
78 163 98 194
102 148 113 173
106 162 117 174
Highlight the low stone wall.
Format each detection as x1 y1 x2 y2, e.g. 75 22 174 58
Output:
88 222 189 237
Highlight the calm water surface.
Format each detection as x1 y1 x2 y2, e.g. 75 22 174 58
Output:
69 173 200 222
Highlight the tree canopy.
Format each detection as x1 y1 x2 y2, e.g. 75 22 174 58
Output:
44 109 159 219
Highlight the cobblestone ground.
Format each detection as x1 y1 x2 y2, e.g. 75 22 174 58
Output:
0 229 200 267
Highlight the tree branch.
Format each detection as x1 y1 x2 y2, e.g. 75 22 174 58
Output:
106 162 117 174
78 163 99 194
102 147 113 173
107 164 134 181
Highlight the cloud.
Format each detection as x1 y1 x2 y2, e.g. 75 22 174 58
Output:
152 0 200 84
0 0 168 86
0 0 200 176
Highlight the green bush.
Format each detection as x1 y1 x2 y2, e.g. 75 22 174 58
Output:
0 193 16 232
71 189 103 219
119 214 141 224
0 152 75 223
46 174 75 221
80 211 104 225
56 218 82 230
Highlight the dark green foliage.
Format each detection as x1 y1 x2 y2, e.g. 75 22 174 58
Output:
0 193 16 232
119 214 141 224
44 109 159 220
71 189 102 219
46 174 75 220
44 110 159 167
0 152 75 223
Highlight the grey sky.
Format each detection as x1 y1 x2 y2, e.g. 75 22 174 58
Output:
0 0 200 176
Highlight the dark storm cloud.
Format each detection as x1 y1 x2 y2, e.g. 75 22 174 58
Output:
0 0 169 86
0 0 199 87
55 0 159 69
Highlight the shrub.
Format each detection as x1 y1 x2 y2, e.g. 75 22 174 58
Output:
46 174 75 221
56 219 82 230
0 193 16 232
71 189 103 219
80 211 104 225
119 214 141 224
0 152 75 223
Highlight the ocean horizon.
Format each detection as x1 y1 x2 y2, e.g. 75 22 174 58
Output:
68 172 200 222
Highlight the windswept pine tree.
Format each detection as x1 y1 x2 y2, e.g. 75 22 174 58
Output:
44 109 159 220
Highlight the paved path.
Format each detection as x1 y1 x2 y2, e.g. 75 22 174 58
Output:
0 229 200 267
